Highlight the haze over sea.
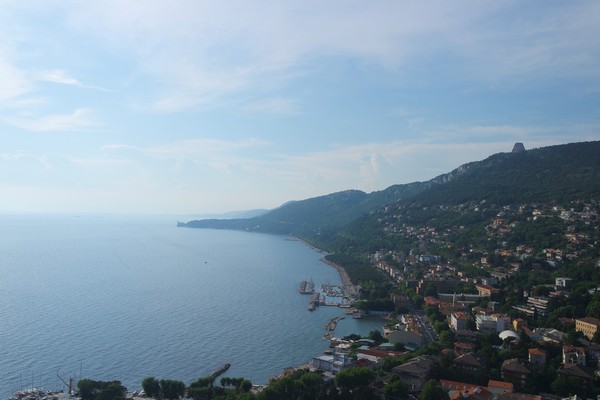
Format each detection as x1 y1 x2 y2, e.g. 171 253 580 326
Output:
0 215 382 397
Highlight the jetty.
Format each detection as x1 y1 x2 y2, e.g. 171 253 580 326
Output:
210 363 231 378
325 316 344 331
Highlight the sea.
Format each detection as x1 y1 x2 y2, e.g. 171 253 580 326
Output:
0 214 384 397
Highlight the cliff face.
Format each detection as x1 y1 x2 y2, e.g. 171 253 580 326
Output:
512 142 526 153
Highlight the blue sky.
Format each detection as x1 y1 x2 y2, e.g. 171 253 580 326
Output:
1 1 599 215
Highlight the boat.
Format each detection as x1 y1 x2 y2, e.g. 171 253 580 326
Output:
305 279 315 294
210 363 231 378
299 281 307 294
308 292 320 311
299 279 315 294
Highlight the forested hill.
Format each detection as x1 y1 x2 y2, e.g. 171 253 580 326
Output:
181 141 600 238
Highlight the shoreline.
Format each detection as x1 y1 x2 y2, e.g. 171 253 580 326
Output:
289 236 358 297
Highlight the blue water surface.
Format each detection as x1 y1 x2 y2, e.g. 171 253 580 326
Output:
0 215 382 396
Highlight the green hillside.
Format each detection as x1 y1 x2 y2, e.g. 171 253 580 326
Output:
182 141 600 247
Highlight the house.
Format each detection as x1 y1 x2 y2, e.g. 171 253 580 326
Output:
486 379 513 395
391 355 437 392
501 359 531 390
311 351 355 374
453 352 487 372
528 348 546 366
562 345 586 366
440 379 513 400
556 363 595 393
454 342 476 356
476 284 500 297
387 329 423 350
450 312 471 332
449 386 493 400
575 316 600 340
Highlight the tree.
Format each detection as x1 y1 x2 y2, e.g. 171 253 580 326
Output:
383 375 409 399
334 367 375 392
142 377 161 398
98 382 126 400
160 379 185 400
77 379 127 400
419 379 449 400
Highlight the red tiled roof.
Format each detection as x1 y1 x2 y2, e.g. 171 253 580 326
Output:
528 348 545 356
487 379 513 390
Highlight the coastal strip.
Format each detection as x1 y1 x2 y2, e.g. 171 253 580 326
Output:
319 257 359 298
287 236 357 297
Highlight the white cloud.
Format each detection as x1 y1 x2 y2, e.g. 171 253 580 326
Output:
28 1 597 110
0 58 32 105
36 69 109 91
4 108 96 132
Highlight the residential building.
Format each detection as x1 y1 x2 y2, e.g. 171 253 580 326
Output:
453 352 487 372
454 342 476 356
387 329 422 350
575 316 600 340
556 363 595 394
391 355 436 392
311 352 355 374
562 345 586 366
486 379 513 396
528 348 546 366
450 312 470 332
526 296 549 316
501 359 531 390
476 284 500 297
475 313 511 333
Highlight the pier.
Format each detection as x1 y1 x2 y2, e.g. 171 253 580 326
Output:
325 316 344 331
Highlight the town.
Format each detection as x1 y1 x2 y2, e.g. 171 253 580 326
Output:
297 198 600 399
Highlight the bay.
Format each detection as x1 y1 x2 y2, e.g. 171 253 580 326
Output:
0 215 383 396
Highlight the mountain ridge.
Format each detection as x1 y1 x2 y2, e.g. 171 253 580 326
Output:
181 141 600 240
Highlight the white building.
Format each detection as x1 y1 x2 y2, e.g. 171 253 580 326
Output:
476 314 511 333
311 352 355 374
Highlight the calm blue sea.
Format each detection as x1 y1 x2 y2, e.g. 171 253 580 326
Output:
0 215 383 396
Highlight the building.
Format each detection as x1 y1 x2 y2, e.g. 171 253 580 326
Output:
453 352 487 372
526 296 549 316
454 342 476 356
391 355 436 392
557 363 595 393
486 380 513 396
387 330 422 350
475 314 511 333
450 312 471 332
555 277 573 289
562 345 586 366
476 284 500 297
440 379 491 400
500 359 531 390
575 317 600 340
528 348 546 366
311 352 355 374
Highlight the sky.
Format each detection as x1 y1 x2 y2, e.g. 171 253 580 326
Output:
1 1 599 216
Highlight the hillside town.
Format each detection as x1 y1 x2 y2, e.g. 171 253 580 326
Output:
291 200 600 399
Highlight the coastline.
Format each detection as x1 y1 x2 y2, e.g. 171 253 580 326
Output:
289 236 358 297
319 257 359 298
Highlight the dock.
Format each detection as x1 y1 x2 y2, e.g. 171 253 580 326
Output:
325 316 345 331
